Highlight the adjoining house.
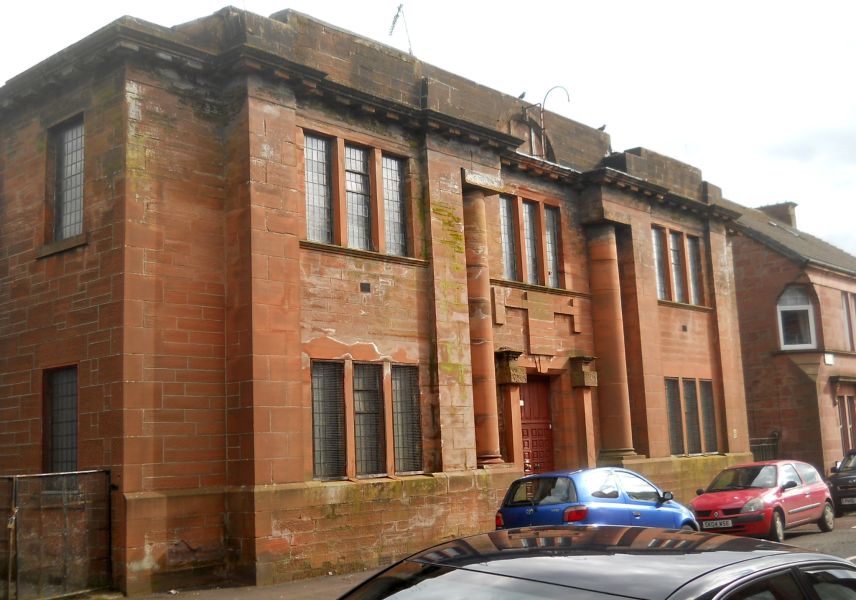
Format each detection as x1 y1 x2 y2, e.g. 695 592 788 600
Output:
725 200 856 472
0 7 753 594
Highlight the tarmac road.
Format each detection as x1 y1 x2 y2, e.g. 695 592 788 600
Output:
783 511 856 561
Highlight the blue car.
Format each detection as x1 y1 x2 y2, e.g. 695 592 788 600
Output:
495 467 698 530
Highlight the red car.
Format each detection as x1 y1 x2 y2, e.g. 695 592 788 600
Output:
689 460 834 542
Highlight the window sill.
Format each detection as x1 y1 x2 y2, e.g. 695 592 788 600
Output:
300 240 428 267
36 233 87 258
490 278 590 299
657 299 712 312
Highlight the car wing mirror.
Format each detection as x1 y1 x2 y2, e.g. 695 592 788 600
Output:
781 480 798 491
660 491 673 502
831 461 841 474
695 488 705 496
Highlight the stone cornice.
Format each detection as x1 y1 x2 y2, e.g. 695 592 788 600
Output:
581 167 742 223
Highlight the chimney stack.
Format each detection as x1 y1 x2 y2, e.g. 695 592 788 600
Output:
758 202 798 228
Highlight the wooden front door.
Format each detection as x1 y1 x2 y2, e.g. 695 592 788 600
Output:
521 377 554 474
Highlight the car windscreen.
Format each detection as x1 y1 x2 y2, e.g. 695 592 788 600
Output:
340 561 624 599
840 454 856 471
504 477 578 507
707 465 777 491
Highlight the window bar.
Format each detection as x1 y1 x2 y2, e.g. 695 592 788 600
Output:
304 135 333 244
392 365 422 473
312 362 346 479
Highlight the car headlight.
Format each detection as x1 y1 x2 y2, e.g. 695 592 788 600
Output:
740 498 764 513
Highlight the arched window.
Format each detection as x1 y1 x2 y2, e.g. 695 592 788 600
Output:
777 286 817 350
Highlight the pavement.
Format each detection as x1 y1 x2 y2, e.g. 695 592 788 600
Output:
87 568 384 600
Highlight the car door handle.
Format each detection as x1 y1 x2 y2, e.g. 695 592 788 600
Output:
632 512 641 518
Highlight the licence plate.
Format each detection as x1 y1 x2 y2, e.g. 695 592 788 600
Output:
702 519 733 529
842 498 856 505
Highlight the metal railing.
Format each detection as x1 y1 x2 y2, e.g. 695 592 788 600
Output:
749 431 781 462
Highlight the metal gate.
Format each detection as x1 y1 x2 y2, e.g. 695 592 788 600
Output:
1 470 111 600
749 431 781 462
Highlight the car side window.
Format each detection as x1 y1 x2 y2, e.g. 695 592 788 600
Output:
779 464 802 487
615 471 660 502
800 566 856 599
725 570 803 600
585 470 620 499
794 462 819 485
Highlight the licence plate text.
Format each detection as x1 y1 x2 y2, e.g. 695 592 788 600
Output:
702 519 733 529
842 498 856 505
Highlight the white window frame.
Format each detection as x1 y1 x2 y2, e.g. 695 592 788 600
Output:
776 286 817 350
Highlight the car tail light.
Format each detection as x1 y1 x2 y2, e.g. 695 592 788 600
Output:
495 512 504 528
563 505 589 522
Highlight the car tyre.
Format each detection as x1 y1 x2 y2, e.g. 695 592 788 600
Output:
768 511 785 543
680 523 696 531
818 502 835 532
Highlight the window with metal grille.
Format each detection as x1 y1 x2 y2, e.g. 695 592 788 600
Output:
687 236 704 305
669 231 686 303
843 292 854 351
544 206 561 288
665 378 684 455
45 367 78 472
392 365 422 473
51 118 85 241
652 228 668 300
500 195 520 281
383 156 408 256
522 201 541 285
304 135 333 244
312 362 346 479
683 379 701 454
353 364 384 476
345 145 372 250
700 380 718 452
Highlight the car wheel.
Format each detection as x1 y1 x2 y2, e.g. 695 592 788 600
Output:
818 502 835 532
768 511 785 543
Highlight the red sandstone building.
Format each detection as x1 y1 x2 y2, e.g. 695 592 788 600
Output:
727 201 856 472
0 7 753 594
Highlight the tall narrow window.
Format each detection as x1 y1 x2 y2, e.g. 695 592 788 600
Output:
44 367 78 472
392 365 422 473
523 201 541 285
683 379 701 454
500 195 520 281
777 286 816 350
345 145 372 250
544 206 561 288
312 362 346 479
304 135 333 244
665 378 684 455
50 118 85 242
669 231 686 303
700 380 718 452
382 156 408 256
353 364 384 476
687 236 703 305
652 228 669 300
843 292 854 351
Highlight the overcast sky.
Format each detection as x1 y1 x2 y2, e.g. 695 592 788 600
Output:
3 1 855 256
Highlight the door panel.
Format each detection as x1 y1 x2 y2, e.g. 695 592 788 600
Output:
521 377 554 474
